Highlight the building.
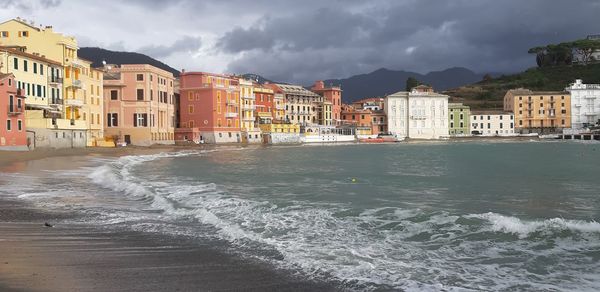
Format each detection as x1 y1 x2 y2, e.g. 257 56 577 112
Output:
103 64 175 146
385 85 449 139
267 83 323 126
253 83 274 128
0 73 27 150
238 78 260 143
448 103 470 136
82 62 104 146
565 79 600 130
340 105 387 136
352 97 385 111
470 111 515 136
504 88 571 134
273 92 285 120
0 18 103 147
311 81 341 125
175 71 241 144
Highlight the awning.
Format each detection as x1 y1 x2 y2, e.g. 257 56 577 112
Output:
27 104 54 111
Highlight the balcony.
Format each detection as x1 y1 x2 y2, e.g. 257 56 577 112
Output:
275 105 285 110
584 96 597 99
48 76 63 85
225 112 238 118
68 79 83 89
242 116 255 122
7 105 24 115
49 98 63 105
241 95 255 100
64 98 83 107
242 104 256 110
226 99 237 106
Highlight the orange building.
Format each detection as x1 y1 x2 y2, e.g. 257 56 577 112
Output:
175 71 241 144
504 89 571 133
0 73 27 150
311 80 342 125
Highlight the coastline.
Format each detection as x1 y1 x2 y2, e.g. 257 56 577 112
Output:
0 199 338 292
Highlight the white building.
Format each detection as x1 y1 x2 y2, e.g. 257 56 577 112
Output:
385 85 449 139
565 79 600 130
470 111 515 136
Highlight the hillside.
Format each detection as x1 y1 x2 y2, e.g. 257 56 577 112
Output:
323 67 487 103
78 47 180 76
444 64 600 110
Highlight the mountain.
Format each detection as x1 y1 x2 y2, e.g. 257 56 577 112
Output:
323 67 487 103
242 73 275 84
78 47 180 77
444 63 600 110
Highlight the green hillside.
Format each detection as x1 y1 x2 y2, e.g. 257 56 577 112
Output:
444 63 600 110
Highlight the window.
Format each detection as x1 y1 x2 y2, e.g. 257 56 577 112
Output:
137 74 144 81
40 64 43 75
33 63 37 74
23 60 28 72
1 31 8 37
189 105 194 113
13 57 17 70
500 123 503 129
133 113 148 127
6 120 11 131
111 90 118 100
17 120 22 131
137 89 144 101
107 113 118 127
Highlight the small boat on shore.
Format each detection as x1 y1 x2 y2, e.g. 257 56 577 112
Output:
359 134 402 143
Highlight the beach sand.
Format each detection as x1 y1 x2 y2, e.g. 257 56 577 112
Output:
0 148 339 292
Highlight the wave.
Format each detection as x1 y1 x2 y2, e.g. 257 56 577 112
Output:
467 212 600 238
82 151 600 291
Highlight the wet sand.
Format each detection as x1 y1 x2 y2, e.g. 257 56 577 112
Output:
0 199 338 292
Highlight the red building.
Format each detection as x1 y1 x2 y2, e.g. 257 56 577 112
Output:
341 103 387 136
175 71 241 144
0 73 27 150
253 84 275 122
311 81 342 125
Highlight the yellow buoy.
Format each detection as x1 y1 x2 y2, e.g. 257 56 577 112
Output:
351 178 357 183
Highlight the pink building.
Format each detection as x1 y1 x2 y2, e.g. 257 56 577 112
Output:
311 80 342 125
0 73 28 150
175 71 242 144
103 64 175 146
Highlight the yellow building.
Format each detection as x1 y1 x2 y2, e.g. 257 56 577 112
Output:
81 63 104 146
0 18 102 147
273 93 285 120
239 78 260 143
258 121 300 134
504 88 571 133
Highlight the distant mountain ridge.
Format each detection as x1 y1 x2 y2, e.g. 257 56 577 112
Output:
78 47 180 77
322 67 491 103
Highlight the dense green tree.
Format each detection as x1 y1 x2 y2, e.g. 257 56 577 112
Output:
405 77 421 91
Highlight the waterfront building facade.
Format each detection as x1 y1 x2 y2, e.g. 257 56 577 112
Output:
268 83 323 126
311 80 341 125
385 85 449 139
82 62 104 146
448 103 470 136
565 79 600 130
0 73 27 150
103 64 175 146
238 78 260 143
470 111 515 136
504 88 571 134
0 18 101 147
175 71 241 144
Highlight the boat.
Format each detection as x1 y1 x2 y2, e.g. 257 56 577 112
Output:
359 133 402 143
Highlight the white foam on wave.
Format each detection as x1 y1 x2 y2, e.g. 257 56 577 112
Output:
468 212 600 238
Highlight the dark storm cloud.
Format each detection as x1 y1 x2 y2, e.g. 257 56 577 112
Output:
218 0 600 84
139 36 202 58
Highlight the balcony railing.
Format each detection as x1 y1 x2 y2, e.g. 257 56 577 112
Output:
243 116 255 122
68 79 83 89
242 104 256 110
49 98 63 105
7 105 24 115
226 99 237 105
225 112 238 118
64 98 83 107
241 95 255 100
48 76 63 84
275 105 285 110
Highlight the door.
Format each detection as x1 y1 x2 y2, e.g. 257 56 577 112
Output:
124 135 131 145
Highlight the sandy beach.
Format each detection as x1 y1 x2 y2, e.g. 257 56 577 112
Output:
0 147 339 292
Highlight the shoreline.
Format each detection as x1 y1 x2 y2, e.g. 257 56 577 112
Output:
0 136 579 167
0 198 339 292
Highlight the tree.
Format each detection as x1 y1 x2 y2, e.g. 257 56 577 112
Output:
406 77 421 91
482 74 493 82
572 39 600 65
528 42 573 67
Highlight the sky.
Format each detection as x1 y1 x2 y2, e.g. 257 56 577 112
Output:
1 0 599 84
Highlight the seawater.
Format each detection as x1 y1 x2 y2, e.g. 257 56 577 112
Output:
2 141 600 291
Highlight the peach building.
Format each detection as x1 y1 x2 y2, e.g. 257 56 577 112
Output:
103 64 175 146
238 78 261 143
175 71 241 144
504 88 571 133
0 73 27 150
311 80 342 125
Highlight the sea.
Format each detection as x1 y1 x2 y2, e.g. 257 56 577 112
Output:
1 140 600 291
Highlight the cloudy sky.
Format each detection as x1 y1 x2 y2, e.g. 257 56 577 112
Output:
1 0 599 84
